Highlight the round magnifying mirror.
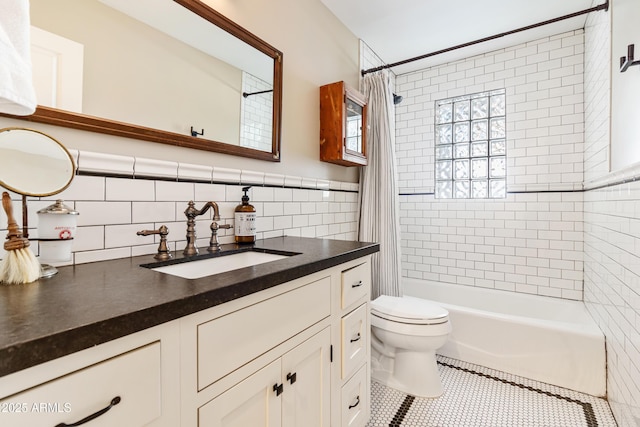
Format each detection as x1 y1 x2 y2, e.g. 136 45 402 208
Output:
0 127 75 196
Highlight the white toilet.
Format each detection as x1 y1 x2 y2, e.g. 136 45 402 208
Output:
370 295 451 398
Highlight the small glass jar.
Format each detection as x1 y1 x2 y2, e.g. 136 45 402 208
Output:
37 200 79 264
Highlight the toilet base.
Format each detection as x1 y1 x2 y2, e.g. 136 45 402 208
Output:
372 346 444 398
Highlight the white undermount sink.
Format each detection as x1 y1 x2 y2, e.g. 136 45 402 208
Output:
150 251 292 279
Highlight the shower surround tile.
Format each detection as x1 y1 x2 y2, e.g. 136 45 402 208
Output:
392 29 586 300
399 191 584 300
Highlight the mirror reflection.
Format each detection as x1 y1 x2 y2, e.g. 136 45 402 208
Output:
21 0 282 161
0 128 75 196
345 99 364 155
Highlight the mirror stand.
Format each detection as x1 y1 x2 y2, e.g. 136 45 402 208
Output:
0 127 76 279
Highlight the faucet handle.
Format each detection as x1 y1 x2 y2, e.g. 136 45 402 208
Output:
207 221 232 252
137 225 172 261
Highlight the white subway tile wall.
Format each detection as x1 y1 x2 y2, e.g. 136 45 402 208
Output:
212 167 241 184
177 162 214 182
399 191 584 299
584 179 640 427
133 157 179 179
240 71 273 152
583 4 610 185
359 39 396 96
583 3 640 426
77 151 135 177
384 31 586 300
359 39 388 79
240 170 265 185
395 30 585 194
361 23 640 425
0 152 359 264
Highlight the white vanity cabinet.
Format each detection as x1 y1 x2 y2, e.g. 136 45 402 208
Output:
281 328 331 427
180 271 335 426
0 321 181 427
183 255 372 427
332 258 372 427
0 254 372 427
199 327 331 426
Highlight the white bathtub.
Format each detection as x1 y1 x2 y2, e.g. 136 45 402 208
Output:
403 278 606 396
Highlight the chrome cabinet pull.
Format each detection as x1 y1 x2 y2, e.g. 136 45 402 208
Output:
350 333 361 343
348 395 360 409
55 396 121 427
351 280 363 288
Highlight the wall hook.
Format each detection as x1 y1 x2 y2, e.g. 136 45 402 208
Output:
190 127 204 137
620 44 640 72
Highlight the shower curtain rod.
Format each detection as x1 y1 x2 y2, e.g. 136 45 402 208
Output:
361 0 609 76
242 89 273 98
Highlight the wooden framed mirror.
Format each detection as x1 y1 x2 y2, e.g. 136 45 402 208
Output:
1 0 283 162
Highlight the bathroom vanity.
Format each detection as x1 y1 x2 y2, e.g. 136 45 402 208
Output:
0 237 377 426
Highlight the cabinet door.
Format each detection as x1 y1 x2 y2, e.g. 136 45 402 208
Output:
341 261 370 310
341 366 369 427
198 359 282 427
198 277 331 390
0 342 162 427
282 328 331 427
341 304 368 380
319 81 367 166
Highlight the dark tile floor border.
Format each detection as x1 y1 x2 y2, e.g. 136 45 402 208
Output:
436 361 598 427
389 395 415 426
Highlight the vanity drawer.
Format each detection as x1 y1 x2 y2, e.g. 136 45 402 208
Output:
0 342 161 427
341 261 370 310
198 276 331 391
341 365 368 427
341 304 368 379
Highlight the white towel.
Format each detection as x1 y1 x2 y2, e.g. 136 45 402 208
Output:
0 0 37 115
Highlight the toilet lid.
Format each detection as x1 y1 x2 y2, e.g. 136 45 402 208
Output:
371 295 449 325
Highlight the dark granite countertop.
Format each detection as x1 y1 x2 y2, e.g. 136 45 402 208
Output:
0 236 379 377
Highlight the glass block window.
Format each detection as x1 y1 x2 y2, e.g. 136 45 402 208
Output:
434 89 506 199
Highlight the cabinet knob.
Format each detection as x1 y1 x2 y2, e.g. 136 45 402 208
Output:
286 372 297 384
273 383 284 396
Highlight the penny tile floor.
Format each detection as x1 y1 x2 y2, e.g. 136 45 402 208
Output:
367 356 617 427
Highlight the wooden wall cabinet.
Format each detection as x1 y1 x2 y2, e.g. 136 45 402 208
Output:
320 81 367 166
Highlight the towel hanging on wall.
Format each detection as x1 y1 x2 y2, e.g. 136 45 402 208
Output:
0 0 37 115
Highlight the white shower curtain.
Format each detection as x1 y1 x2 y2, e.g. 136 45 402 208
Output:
359 71 402 299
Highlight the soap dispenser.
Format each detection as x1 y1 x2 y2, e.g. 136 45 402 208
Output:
234 186 256 243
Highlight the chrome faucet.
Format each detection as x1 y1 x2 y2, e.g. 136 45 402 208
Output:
184 200 220 256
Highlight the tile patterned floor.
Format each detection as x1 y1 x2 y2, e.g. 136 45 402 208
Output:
367 356 618 427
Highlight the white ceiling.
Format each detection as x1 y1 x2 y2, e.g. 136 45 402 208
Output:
320 0 599 75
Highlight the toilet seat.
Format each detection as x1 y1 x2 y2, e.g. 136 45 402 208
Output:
371 295 449 325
